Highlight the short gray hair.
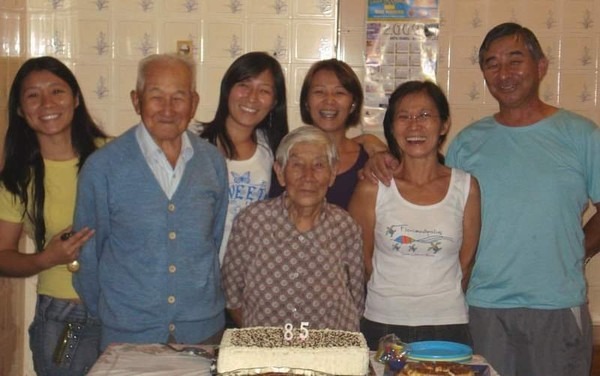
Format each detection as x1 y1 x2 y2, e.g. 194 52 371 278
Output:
136 53 197 92
275 125 338 170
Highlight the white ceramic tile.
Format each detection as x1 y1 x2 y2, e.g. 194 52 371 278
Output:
206 0 246 17
203 21 245 61
563 0 595 32
339 0 365 29
436 68 449 94
291 64 311 105
536 34 562 69
74 0 110 12
115 108 140 134
0 0 26 10
487 0 522 27
115 20 157 58
448 35 482 70
540 69 560 105
27 0 68 10
247 0 290 18
293 0 336 19
198 64 227 107
88 106 110 132
561 34 597 69
77 19 111 57
447 68 485 105
338 30 365 67
194 105 213 124
7 54 22 79
519 0 562 32
559 70 598 109
116 63 137 100
436 31 450 70
291 21 335 62
164 0 203 14
287 106 303 130
73 62 112 103
438 0 455 30
27 12 73 56
0 11 22 56
248 21 290 63
450 0 487 33
113 0 156 14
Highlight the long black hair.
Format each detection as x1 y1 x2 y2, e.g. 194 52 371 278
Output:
1 56 107 252
200 51 289 159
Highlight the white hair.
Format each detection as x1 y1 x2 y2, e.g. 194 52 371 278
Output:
136 53 197 92
275 125 338 170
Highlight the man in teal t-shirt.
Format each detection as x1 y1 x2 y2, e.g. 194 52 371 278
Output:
446 23 600 376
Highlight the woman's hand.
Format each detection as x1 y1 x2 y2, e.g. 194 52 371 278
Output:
41 226 95 268
0 221 95 277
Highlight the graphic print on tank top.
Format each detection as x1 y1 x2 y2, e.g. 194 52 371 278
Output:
385 224 453 255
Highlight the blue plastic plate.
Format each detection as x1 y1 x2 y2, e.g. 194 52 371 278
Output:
406 341 473 362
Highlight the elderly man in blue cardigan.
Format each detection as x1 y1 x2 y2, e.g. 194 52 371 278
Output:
73 53 228 350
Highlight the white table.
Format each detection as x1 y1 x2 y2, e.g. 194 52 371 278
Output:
88 343 214 376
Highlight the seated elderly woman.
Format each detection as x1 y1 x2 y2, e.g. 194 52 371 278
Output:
221 125 365 332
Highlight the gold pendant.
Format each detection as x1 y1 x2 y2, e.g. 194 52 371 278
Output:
67 260 80 273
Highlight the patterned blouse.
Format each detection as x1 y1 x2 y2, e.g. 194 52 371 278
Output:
222 194 365 332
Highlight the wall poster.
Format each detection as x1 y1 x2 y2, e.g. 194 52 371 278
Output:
363 1 439 131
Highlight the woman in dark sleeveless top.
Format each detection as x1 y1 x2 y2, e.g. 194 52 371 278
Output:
270 59 385 209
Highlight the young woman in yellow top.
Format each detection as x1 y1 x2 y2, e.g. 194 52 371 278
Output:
0 56 107 375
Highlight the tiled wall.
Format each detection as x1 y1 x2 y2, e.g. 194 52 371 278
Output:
1 0 339 137
437 0 600 148
1 0 600 373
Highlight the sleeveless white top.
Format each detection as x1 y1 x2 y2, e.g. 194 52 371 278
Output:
364 168 471 326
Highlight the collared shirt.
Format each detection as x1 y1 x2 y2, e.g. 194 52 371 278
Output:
222 194 365 332
136 123 193 199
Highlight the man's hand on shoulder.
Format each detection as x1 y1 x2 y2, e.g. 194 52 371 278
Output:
358 151 400 186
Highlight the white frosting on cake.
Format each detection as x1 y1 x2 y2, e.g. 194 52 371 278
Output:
217 327 370 375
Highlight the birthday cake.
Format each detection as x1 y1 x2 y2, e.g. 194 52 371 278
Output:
217 327 370 375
